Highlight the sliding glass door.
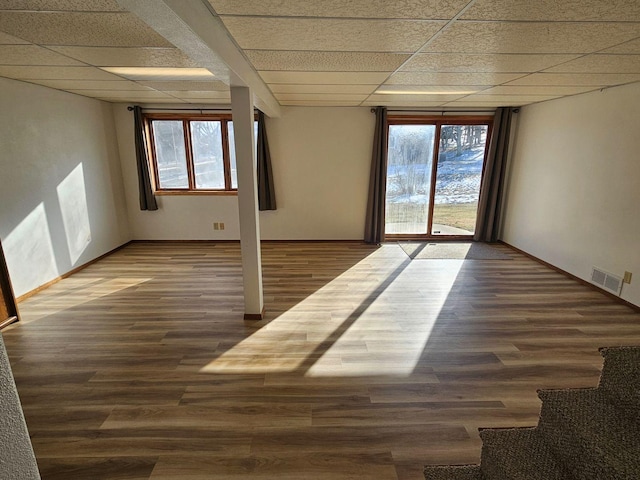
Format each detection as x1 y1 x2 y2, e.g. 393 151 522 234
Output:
384 117 492 239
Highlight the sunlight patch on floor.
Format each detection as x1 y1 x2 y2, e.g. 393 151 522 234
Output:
201 245 464 377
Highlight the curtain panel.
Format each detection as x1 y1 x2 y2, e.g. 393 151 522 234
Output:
364 106 388 244
474 107 514 242
133 106 158 211
257 110 276 211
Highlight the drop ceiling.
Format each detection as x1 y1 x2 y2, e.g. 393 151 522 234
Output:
0 0 639 109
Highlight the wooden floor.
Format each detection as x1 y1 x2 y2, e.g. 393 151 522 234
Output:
3 241 640 480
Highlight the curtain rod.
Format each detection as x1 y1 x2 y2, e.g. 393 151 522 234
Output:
371 108 497 114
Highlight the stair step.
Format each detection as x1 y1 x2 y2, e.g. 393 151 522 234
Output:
479 427 566 480
538 388 640 480
423 464 482 480
599 346 640 414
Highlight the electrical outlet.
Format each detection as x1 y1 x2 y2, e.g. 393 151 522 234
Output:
213 222 219 230
219 222 225 230
624 271 633 284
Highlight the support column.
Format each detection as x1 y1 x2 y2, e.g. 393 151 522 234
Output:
231 86 264 319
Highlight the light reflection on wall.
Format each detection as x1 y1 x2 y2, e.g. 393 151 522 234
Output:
56 164 91 265
3 203 58 296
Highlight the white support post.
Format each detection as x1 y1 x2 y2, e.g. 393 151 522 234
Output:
230 86 264 319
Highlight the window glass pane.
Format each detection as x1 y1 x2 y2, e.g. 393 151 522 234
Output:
152 120 188 189
228 121 258 189
432 125 488 235
385 124 435 234
190 121 225 189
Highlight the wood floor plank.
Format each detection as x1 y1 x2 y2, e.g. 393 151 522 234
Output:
3 241 640 479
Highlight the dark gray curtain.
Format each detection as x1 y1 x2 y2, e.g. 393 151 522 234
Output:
257 110 276 211
133 106 158 211
474 107 514 242
364 106 388 244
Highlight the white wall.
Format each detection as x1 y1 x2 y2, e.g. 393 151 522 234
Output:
113 105 374 240
0 78 130 297
502 81 640 307
0 333 40 479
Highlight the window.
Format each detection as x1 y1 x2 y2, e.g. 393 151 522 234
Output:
145 114 257 194
385 116 492 238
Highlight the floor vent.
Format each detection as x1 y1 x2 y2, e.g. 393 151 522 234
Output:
591 267 623 295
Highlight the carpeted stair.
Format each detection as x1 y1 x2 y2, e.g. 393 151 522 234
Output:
424 346 640 480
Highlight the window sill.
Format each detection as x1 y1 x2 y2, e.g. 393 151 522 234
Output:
155 190 238 196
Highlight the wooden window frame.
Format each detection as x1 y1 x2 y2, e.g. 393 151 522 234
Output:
384 115 494 241
144 113 248 196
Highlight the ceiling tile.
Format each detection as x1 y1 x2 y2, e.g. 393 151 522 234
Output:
0 44 84 65
0 12 173 47
209 0 468 19
259 71 390 85
476 85 597 95
505 73 640 86
68 89 175 99
544 54 640 73
274 93 369 101
462 0 640 21
453 94 561 104
0 65 122 80
102 98 188 104
0 1 124 11
280 101 363 106
0 31 29 44
246 51 410 72
367 93 467 102
28 79 151 90
423 21 640 54
444 99 534 107
402 53 580 72
601 38 640 54
386 72 526 85
221 17 446 52
48 47 200 68
138 80 228 91
161 91 231 99
361 100 447 107
270 84 376 94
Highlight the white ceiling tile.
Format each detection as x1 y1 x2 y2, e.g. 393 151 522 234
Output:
361 100 447 107
161 91 231 99
424 21 640 54
28 79 151 90
274 93 369 101
476 85 597 95
601 38 640 54
209 0 468 19
279 101 363 106
544 54 640 73
505 73 640 86
367 93 467 102
462 0 640 21
444 99 535 107
68 89 175 99
138 80 228 91
48 47 200 68
0 44 84 65
222 17 446 52
402 53 580 72
0 1 124 11
386 72 526 85
246 51 410 72
0 31 29 44
99 97 188 104
454 94 561 103
259 71 390 85
0 65 123 80
270 84 376 94
0 12 173 47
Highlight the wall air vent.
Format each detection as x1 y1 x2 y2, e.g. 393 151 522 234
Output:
591 267 623 295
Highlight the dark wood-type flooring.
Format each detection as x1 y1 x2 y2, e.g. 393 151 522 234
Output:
3 242 640 479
